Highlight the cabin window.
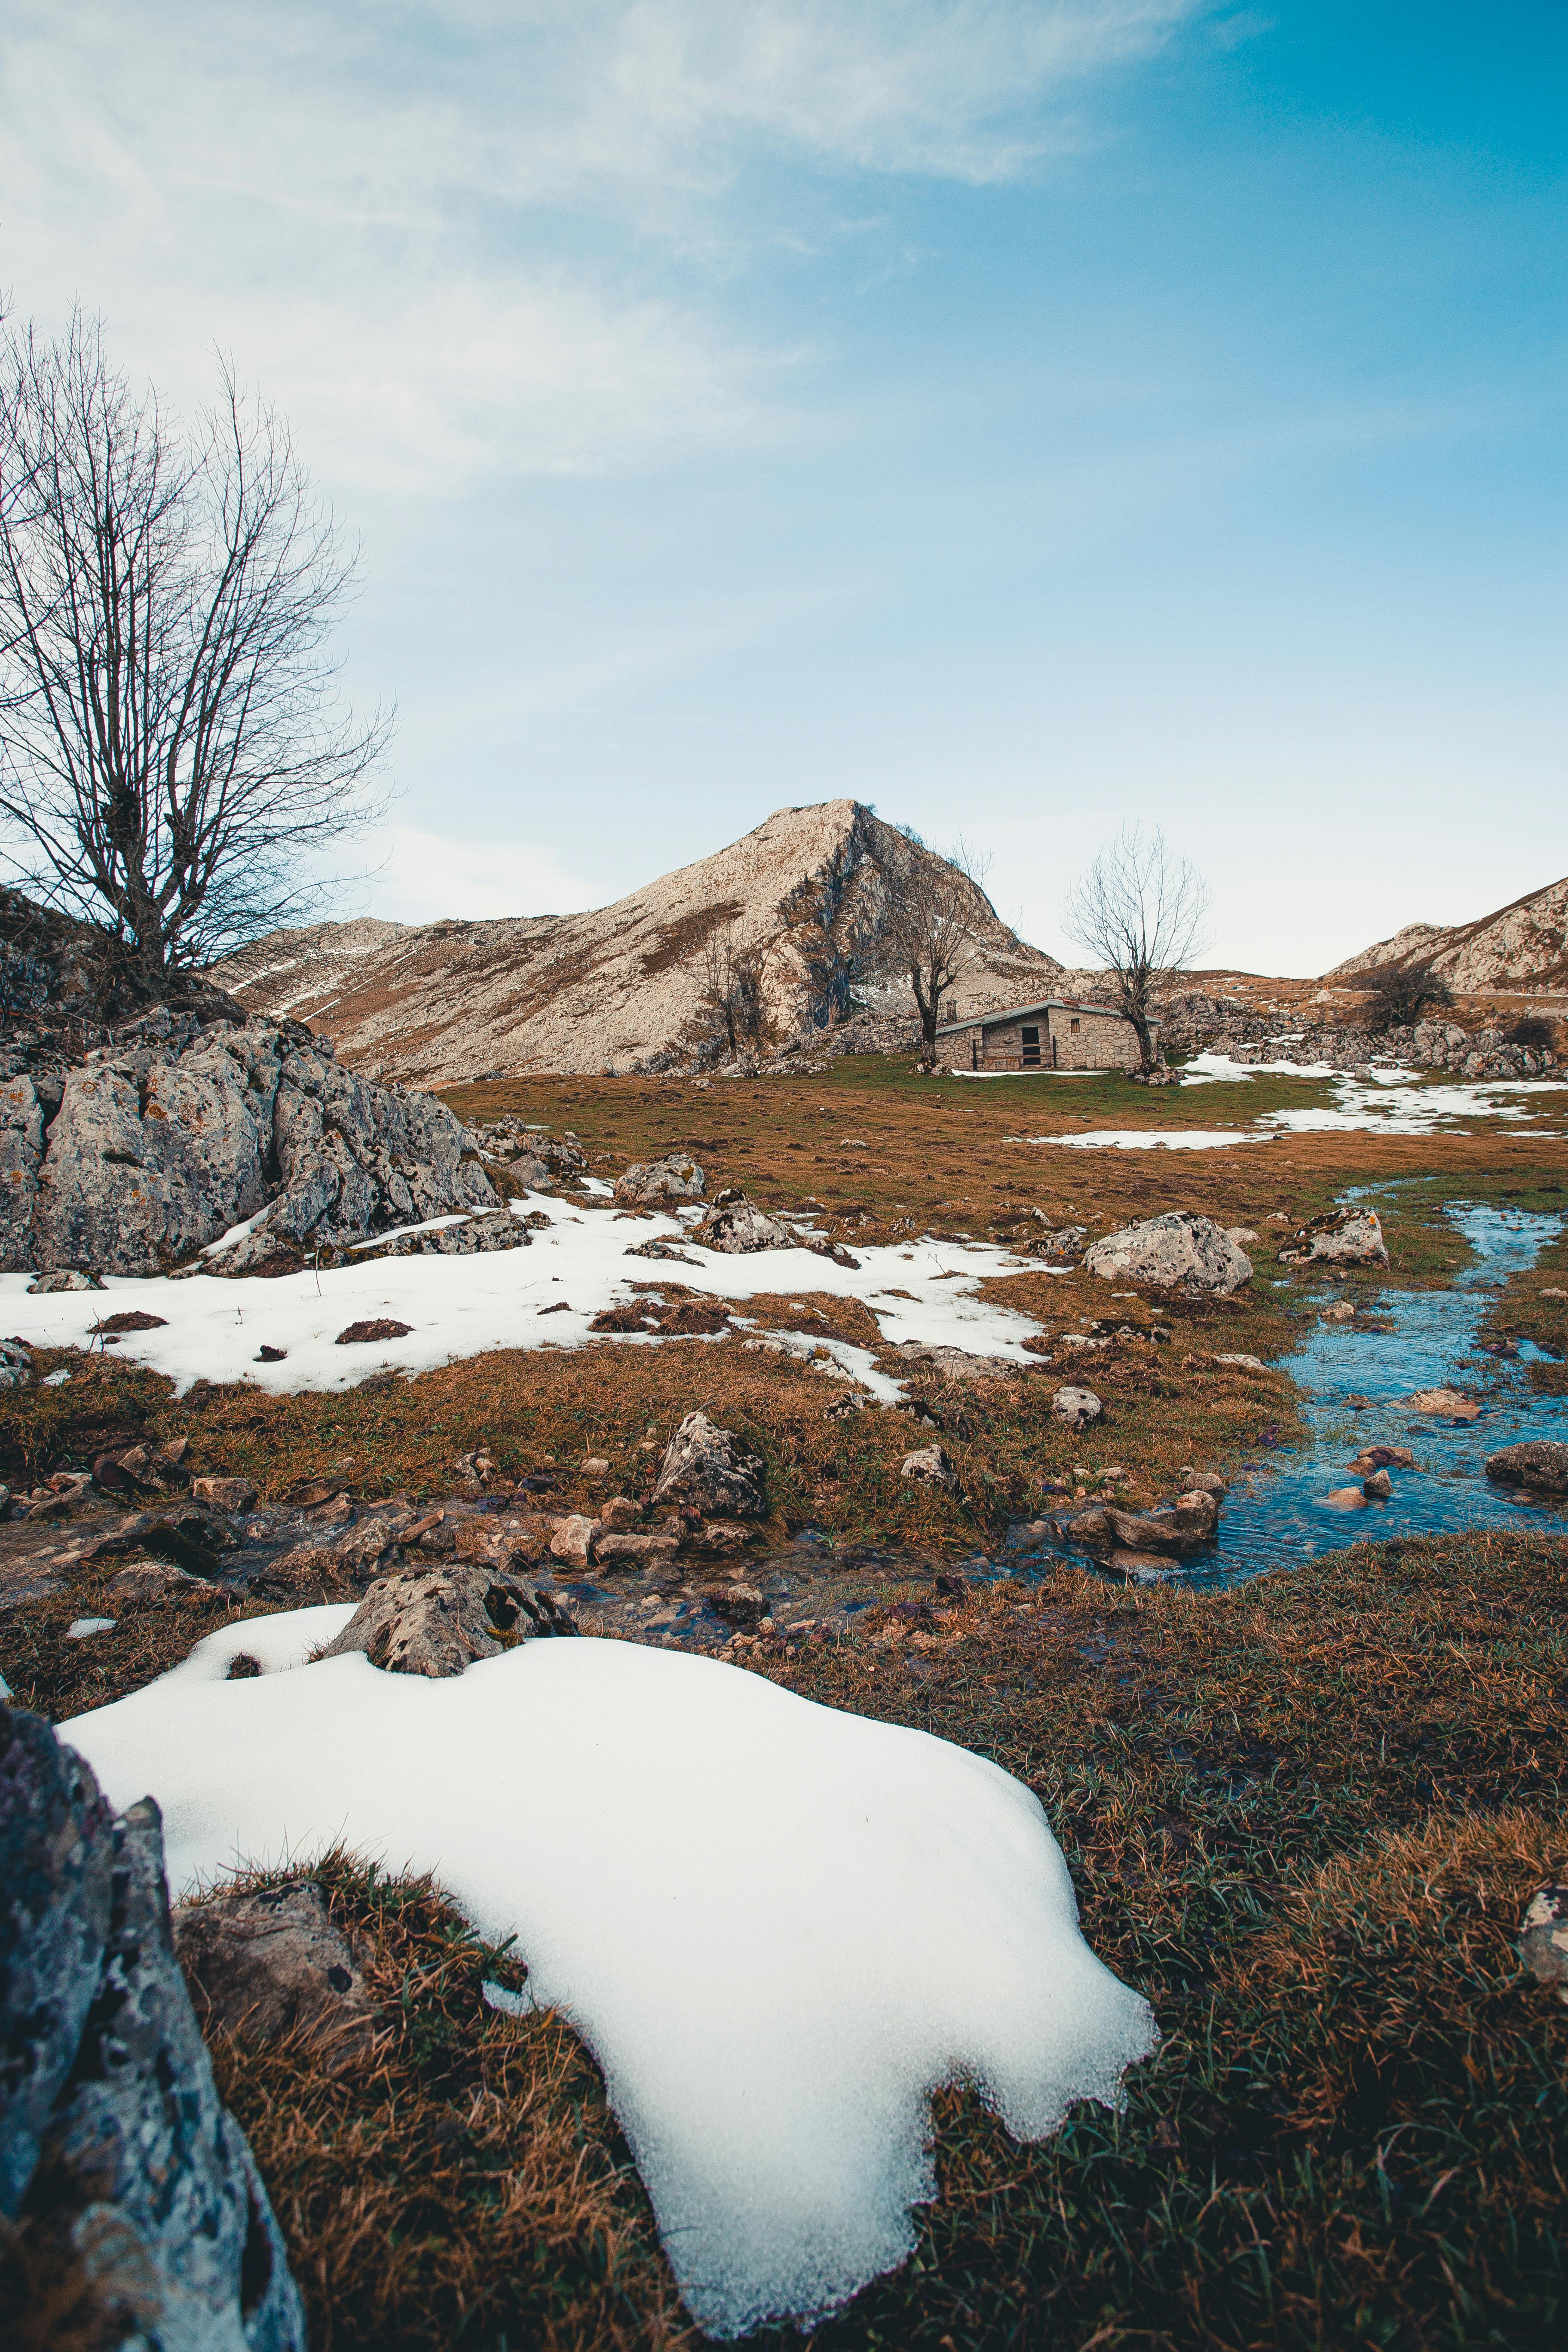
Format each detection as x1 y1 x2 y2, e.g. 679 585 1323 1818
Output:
1069 1017 1080 1034
1021 1024 1041 1066
942 998 957 1023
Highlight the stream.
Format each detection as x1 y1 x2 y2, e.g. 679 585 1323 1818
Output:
1037 1201 1568 1589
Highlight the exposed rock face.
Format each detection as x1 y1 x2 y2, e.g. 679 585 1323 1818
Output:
174 1881 378 2070
694 1189 796 1253
1328 871 1568 994
1086 1213 1253 1296
317 1562 576 1675
212 800 1064 1084
1279 1207 1389 1268
652 1412 768 1519
1052 1386 1103 1430
614 1153 707 1208
1485 1440 1568 1494
3 1000 504 1276
0 1707 304 2348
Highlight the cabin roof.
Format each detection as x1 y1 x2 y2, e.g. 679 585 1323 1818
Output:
934 996 1157 1037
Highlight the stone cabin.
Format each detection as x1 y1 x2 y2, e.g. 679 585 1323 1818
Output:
935 996 1153 1072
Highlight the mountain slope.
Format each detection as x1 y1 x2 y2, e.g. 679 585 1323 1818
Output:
214 800 1062 1083
1327 873 1568 994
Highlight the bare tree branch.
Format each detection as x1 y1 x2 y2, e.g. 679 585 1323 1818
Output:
696 923 768 1063
1061 825 1210 1072
0 311 392 973
882 830 994 1072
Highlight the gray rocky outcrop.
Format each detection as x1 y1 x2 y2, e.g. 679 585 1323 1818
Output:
465 1117 588 1189
1156 993 1558 1080
652 1411 768 1518
0 1704 304 2348
1060 1487 1221 1558
1086 1212 1253 1296
1278 1206 1389 1267
4 1000 508 1277
1485 1439 1568 1494
174 1881 379 2071
899 1443 956 1489
614 1153 706 1208
363 1210 530 1259
693 1188 796 1253
316 1561 576 1675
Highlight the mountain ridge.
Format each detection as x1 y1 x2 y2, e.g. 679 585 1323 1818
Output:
1328 872 1568 995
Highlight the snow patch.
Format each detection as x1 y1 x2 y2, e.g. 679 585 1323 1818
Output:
63 1615 1157 2338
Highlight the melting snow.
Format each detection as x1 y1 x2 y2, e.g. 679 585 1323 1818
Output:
63 1612 1158 2338
1 1196 1045 1398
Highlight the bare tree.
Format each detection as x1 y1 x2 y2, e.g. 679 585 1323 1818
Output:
1062 826 1210 1072
883 831 992 1072
1361 961 1452 1033
697 924 768 1062
0 311 390 976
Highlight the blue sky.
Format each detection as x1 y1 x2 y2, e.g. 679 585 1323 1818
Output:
4 2 1564 971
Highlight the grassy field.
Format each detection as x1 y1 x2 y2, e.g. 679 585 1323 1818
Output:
4 1060 1566 2347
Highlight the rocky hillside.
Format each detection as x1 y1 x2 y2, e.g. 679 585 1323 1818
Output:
213 801 1062 1084
1328 873 1568 994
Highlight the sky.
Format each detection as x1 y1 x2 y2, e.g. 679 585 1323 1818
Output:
3 1 1564 973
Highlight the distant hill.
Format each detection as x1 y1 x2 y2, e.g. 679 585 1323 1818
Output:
214 799 1063 1084
1327 873 1568 995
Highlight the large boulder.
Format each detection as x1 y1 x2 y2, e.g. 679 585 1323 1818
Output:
1278 1206 1389 1267
316 1562 576 1676
1485 1440 1568 1494
614 1153 706 1208
1052 1385 1103 1430
1060 1489 1221 1558
0 1707 304 2347
693 1188 796 1254
19 1011 504 1277
652 1411 768 1518
1085 1212 1252 1296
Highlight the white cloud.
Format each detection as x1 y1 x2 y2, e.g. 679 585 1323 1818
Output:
0 3 1200 497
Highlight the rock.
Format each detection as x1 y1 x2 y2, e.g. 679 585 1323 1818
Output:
1102 1549 1185 1583
335 1317 413 1344
26 1267 102 1292
900 1444 957 1490
614 1153 707 1207
1213 1352 1268 1370
594 1530 682 1568
0 1072 45 1272
1484 1439 1568 1494
1064 1488 1220 1558
317 1562 575 1675
1321 1301 1356 1323
894 1340 1028 1382
1226 1226 1259 1245
696 1519 758 1555
0 1706 115 2217
1176 1467 1228 1497
1519 1884 1568 2000
652 1410 768 1518
173 1880 379 2070
714 1581 768 1630
1324 1486 1367 1509
599 1494 642 1531
0 1709 304 2347
251 1544 365 1601
623 1237 703 1264
1361 1468 1393 1498
1405 1387 1480 1420
105 1560 209 1605
0 1337 32 1387
371 1210 530 1257
1348 1445 1415 1473
192 1474 260 1513
549 1514 600 1566
1279 1206 1389 1267
1085 1212 1252 1296
693 1188 796 1253
1051 1385 1103 1430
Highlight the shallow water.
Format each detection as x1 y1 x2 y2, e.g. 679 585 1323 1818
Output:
1037 1203 1568 1590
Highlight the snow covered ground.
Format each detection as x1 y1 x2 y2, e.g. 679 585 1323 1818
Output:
63 1612 1158 2337
2 1196 1055 1400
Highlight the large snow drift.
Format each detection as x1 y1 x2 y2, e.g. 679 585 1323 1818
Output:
2 1196 1046 1400
64 1615 1157 2337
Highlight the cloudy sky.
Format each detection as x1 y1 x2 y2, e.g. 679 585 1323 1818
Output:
6 1 1563 972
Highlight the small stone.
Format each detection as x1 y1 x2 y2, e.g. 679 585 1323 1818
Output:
900 1444 957 1490
697 1519 759 1555
173 1880 379 2071
1323 1487 1366 1510
105 1562 208 1605
713 1581 767 1630
652 1411 767 1519
65 1617 117 1639
1362 1469 1393 1499
1519 1883 1568 2000
1348 1445 1415 1473
0 1338 33 1389
1051 1385 1103 1431
613 1153 707 1208
1321 1302 1356 1323
582 1456 610 1476
549 1514 600 1565
1405 1387 1479 1420
1176 1467 1228 1497
192 1475 260 1513
599 1494 642 1530
26 1268 104 1292
317 1562 575 1675
593 1530 682 1568
1213 1352 1268 1370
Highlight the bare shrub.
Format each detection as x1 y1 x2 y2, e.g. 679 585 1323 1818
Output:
1063 826 1209 1072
